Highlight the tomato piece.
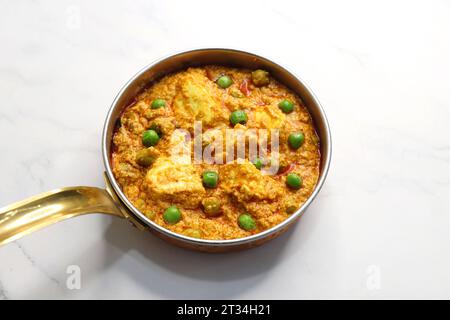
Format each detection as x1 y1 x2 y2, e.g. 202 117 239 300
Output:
277 163 296 175
239 79 251 96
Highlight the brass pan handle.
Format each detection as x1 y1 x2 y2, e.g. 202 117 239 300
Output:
0 186 125 246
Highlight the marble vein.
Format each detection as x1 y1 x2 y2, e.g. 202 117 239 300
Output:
0 280 9 300
14 241 60 286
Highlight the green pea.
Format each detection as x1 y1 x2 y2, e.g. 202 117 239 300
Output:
251 69 270 87
217 75 233 88
285 204 298 214
286 173 302 190
229 110 248 126
163 206 182 224
288 132 305 150
252 158 263 170
142 129 160 147
151 98 166 109
202 171 219 188
278 99 294 113
135 148 156 166
202 197 222 216
238 214 256 231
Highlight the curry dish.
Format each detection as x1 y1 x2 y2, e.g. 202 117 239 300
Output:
111 66 320 240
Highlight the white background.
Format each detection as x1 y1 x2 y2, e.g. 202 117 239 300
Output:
0 0 449 299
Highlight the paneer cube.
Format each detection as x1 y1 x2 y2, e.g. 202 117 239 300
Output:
172 70 228 129
144 157 205 208
251 104 286 129
219 160 283 202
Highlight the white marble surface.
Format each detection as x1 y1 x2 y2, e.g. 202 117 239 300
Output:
1 0 450 299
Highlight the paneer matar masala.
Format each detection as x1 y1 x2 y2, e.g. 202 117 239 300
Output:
111 66 320 240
